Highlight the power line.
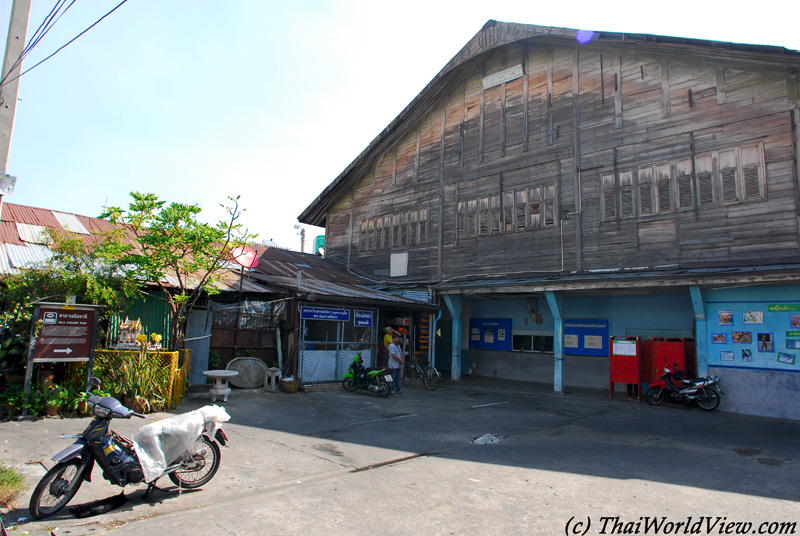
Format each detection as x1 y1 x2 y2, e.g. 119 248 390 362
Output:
0 0 130 89
0 0 74 87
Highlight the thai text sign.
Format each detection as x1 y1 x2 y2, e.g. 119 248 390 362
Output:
482 64 523 90
354 310 373 327
33 306 96 361
300 306 350 322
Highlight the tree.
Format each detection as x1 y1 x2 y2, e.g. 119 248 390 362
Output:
0 229 140 376
102 193 250 350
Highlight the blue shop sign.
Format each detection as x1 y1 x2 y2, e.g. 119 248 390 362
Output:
300 306 350 322
354 310 373 327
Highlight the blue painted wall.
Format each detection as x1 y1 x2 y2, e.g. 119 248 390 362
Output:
702 285 800 420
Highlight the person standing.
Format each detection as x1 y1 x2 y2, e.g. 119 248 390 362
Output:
387 333 404 395
383 326 397 367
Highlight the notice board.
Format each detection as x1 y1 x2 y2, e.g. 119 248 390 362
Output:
469 318 512 351
564 319 610 357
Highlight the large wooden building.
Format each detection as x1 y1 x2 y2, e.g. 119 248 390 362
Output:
300 21 800 420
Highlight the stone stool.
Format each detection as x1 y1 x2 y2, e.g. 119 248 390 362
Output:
203 370 239 402
264 367 282 392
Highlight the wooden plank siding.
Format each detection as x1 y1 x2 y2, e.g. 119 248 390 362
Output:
321 35 800 282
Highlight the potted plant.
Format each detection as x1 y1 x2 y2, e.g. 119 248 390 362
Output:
41 385 68 417
120 335 167 413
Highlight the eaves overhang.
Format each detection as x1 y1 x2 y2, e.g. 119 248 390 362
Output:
431 263 800 297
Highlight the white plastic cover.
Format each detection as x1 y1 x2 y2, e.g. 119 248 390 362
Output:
132 405 230 483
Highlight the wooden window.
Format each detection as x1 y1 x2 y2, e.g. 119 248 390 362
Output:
490 195 501 234
675 158 694 209
719 149 738 203
638 165 655 216
360 220 368 252
457 201 466 240
543 184 556 227
602 173 616 220
368 219 376 250
478 197 490 236
383 216 392 248
740 144 764 201
408 211 417 246
467 199 477 238
376 218 384 249
620 170 634 218
656 163 672 213
696 154 714 206
399 212 407 246
529 186 542 228
392 214 401 247
503 191 514 231
515 189 528 230
418 207 427 244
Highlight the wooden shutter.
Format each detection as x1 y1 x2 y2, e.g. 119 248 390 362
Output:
360 220 368 251
478 197 490 236
490 195 501 234
515 189 528 230
467 199 477 238
419 208 427 244
503 191 514 231
656 163 672 213
741 144 763 201
675 158 694 209
543 184 556 226
719 149 738 203
696 154 714 206
457 201 466 239
602 173 616 219
620 170 634 218
529 186 542 228
638 165 654 216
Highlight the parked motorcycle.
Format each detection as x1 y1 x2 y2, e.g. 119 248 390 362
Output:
29 378 230 519
342 353 392 397
645 366 722 411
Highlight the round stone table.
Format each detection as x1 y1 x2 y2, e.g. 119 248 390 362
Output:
203 370 240 402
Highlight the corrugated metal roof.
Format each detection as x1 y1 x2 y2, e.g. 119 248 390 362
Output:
16 222 49 244
2 203 63 228
5 243 53 269
0 246 17 275
53 212 90 234
0 221 23 245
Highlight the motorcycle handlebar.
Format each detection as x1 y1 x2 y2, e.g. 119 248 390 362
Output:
132 412 146 419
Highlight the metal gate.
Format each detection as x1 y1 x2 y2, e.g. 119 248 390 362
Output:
298 305 378 383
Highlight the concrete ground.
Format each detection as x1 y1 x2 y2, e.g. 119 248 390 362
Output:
1 377 799 535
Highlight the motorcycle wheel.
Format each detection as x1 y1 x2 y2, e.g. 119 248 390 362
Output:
645 386 665 406
29 459 85 519
696 387 720 411
378 381 390 398
168 436 221 489
342 377 356 391
423 366 441 391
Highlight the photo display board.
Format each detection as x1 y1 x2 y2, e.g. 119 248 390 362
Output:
708 301 800 370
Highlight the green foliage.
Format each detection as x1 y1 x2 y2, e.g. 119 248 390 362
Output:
208 350 221 369
119 347 167 413
0 384 24 417
102 193 251 350
0 463 27 509
0 227 141 367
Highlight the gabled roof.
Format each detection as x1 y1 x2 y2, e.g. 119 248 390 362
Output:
298 20 800 227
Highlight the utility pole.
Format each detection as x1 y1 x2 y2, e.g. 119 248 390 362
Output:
0 0 31 213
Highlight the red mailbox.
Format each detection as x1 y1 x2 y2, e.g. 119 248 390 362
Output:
609 336 653 401
651 338 696 381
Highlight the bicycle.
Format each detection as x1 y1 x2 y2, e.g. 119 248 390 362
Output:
402 357 441 391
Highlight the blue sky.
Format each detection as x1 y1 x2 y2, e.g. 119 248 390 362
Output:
2 1 799 251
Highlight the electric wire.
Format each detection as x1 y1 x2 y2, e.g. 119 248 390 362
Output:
0 0 129 89
1 0 74 86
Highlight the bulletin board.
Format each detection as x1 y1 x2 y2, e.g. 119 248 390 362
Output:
707 301 800 371
564 319 609 357
469 318 512 351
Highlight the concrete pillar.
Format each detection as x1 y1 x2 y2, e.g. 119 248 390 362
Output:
545 291 565 393
689 286 707 376
443 294 462 380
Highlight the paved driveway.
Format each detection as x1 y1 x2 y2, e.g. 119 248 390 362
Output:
2 378 799 535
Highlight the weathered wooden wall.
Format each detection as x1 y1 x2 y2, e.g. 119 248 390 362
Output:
322 36 800 282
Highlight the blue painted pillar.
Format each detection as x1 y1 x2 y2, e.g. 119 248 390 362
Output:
689 286 708 376
443 294 462 381
545 291 565 393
